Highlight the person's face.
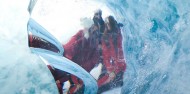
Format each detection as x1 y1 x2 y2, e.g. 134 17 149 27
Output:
94 12 102 19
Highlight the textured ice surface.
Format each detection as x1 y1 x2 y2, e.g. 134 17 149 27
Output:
1 0 190 94
0 41 58 94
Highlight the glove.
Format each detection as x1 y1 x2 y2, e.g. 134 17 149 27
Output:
108 71 116 81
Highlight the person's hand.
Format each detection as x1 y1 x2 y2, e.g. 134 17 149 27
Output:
56 80 60 84
72 84 82 93
76 84 82 90
108 71 116 81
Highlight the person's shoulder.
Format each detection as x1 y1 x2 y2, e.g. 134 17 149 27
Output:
74 30 85 39
74 30 83 36
78 29 84 33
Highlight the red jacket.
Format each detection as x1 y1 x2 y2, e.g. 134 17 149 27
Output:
98 29 126 87
102 30 126 73
63 30 100 72
63 30 100 93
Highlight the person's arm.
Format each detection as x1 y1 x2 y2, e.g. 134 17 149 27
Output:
97 39 116 87
114 30 126 74
68 75 83 94
63 30 83 59
101 42 115 73
117 30 125 62
97 71 115 87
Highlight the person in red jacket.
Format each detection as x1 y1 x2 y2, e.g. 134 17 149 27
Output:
28 16 101 94
62 12 126 94
62 17 101 94
31 13 103 94
62 10 106 93
29 10 126 94
97 15 126 93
